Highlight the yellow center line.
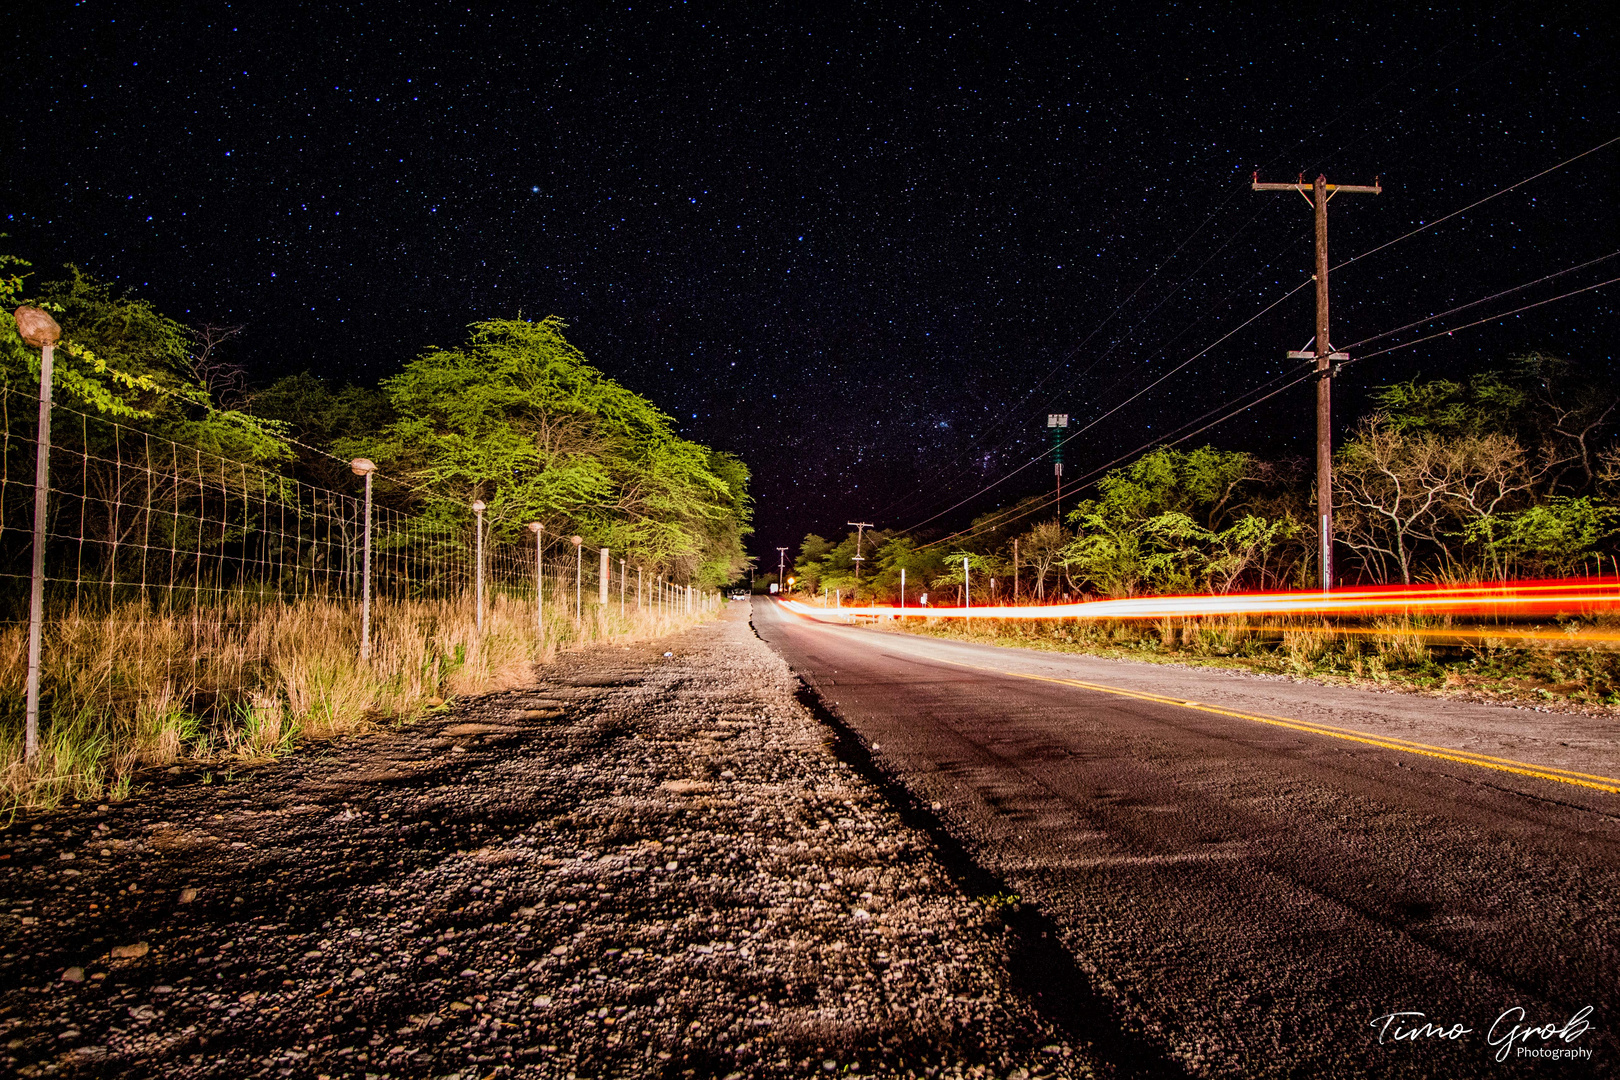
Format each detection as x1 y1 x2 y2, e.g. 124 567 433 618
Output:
914 652 1620 796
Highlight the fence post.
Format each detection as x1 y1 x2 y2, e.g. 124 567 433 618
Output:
637 565 643 609
620 557 626 616
472 500 486 632
528 522 544 639
571 535 583 622
15 306 60 764
963 556 971 622
351 459 376 660
599 546 609 605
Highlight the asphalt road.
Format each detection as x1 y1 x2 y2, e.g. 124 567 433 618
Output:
751 598 1620 1078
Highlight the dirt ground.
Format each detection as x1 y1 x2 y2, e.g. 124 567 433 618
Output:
0 605 1115 1080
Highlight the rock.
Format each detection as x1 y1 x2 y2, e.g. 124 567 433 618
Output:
660 779 713 795
178 887 198 903
447 1001 472 1013
111 942 150 960
61 967 85 983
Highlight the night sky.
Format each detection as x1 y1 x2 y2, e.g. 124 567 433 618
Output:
4 3 1616 565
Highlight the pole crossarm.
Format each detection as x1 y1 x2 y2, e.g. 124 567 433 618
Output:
1252 172 1382 196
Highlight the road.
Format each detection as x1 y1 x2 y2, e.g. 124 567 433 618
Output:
752 598 1620 1077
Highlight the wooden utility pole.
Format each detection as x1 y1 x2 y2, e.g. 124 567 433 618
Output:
1252 172 1380 591
847 522 873 582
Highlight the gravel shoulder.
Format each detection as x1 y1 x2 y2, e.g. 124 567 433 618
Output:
0 602 1109 1079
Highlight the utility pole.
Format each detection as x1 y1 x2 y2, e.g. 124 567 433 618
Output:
847 521 873 582
1012 537 1019 604
1046 415 1068 520
1253 171 1380 592
777 547 789 593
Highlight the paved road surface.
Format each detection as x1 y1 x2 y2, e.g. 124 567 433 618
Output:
752 598 1620 1077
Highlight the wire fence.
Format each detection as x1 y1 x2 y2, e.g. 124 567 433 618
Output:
0 381 716 765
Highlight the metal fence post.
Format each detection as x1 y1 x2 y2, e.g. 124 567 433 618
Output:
963 556 971 621
472 500 486 632
351 459 376 660
528 522 544 639
620 557 626 616
16 306 60 764
599 546 609 605
571 535 583 622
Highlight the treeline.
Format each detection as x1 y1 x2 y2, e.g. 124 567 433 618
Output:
0 257 751 586
793 355 1618 602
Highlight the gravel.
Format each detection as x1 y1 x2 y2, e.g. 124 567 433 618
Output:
0 604 1102 1079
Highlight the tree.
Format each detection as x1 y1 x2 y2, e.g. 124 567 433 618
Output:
1019 520 1068 600
1335 414 1548 583
373 317 749 584
1465 497 1615 579
1060 445 1297 596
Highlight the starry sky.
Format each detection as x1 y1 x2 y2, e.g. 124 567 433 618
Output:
3 2 1616 565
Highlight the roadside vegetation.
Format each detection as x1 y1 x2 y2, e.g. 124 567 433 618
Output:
0 253 749 811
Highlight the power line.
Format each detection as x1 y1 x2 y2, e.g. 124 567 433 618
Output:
896 276 1315 537
915 362 1318 552
1344 273 1620 368
931 268 1620 555
875 29 1536 527
1341 249 1620 353
922 259 1620 554
1334 133 1620 273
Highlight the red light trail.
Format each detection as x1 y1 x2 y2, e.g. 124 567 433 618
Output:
782 577 1620 624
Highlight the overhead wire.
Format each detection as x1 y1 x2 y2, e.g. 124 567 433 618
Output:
1343 273 1620 368
919 259 1620 552
897 132 1620 539
915 362 1319 551
875 22 1532 526
1332 133 1620 274
897 275 1312 535
1341 249 1620 353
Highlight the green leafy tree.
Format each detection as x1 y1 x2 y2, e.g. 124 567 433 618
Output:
1061 446 1296 595
372 317 749 584
870 535 947 603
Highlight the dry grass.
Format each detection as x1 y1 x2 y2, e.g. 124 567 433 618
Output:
0 591 717 811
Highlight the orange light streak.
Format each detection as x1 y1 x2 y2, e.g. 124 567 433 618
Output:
782 576 1620 623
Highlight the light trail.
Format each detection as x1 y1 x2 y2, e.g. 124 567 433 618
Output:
782 577 1620 623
